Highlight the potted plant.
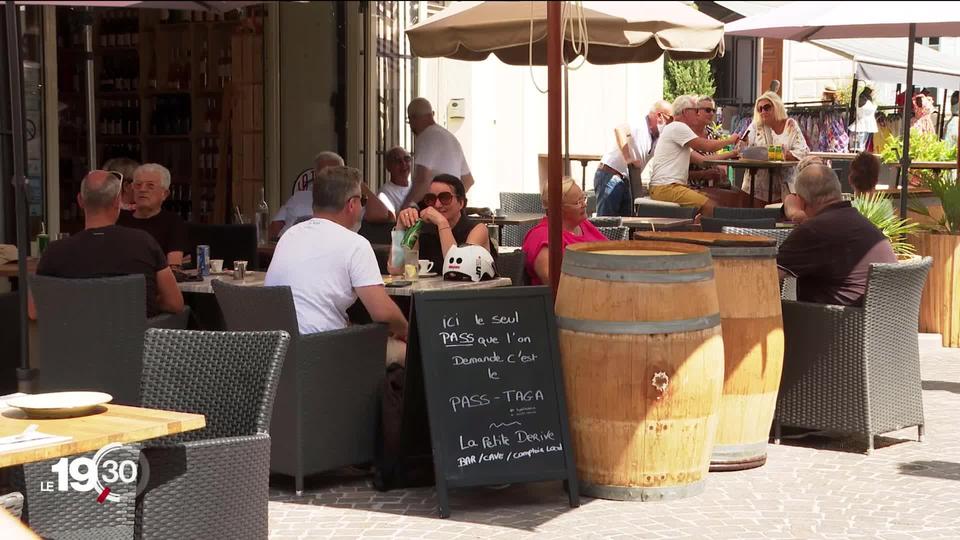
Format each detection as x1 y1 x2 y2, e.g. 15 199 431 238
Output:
906 169 960 348
878 129 959 347
851 192 920 258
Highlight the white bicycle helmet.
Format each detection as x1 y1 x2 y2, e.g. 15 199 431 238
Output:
442 244 496 282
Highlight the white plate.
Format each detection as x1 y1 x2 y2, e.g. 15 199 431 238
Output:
7 391 113 419
419 272 439 278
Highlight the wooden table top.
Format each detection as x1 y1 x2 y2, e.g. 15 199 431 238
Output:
0 403 205 468
0 258 37 279
177 271 266 294
382 276 512 297
703 159 798 169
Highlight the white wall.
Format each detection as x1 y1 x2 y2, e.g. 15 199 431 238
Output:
417 57 664 210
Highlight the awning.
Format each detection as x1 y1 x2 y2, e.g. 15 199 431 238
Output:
717 0 960 89
812 38 960 89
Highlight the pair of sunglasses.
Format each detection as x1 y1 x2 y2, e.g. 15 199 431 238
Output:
699 107 717 114
420 192 455 207
757 104 774 113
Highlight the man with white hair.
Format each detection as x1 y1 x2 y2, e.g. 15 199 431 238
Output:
777 165 896 307
646 95 741 217
594 100 674 216
117 163 189 267
270 151 394 239
400 97 475 209
31 170 184 319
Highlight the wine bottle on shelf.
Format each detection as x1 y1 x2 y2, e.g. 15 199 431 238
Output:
199 39 208 90
183 48 192 90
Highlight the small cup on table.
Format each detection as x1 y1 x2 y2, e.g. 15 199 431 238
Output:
209 259 224 274
232 260 248 281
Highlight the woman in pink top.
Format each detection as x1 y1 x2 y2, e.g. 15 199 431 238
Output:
522 177 607 285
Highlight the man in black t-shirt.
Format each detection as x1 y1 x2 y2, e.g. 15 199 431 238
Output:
777 165 897 307
116 163 190 268
30 170 184 319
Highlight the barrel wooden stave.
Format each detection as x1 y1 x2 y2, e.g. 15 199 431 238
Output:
556 241 725 500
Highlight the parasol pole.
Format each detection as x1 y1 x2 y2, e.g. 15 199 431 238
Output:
547 1 563 296
898 23 915 219
5 0 34 390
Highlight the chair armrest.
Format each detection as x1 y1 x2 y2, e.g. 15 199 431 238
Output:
138 434 270 539
147 306 191 330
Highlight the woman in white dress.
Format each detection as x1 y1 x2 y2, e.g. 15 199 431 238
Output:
741 91 810 222
848 87 878 152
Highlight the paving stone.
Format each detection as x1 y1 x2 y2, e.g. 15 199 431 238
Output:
268 336 960 539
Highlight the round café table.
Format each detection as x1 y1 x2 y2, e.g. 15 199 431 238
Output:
703 159 798 208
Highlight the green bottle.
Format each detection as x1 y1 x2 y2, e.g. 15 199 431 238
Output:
401 219 423 249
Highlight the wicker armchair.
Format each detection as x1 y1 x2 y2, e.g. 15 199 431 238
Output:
714 207 783 221
597 226 630 241
721 226 793 248
633 204 697 218
136 329 290 539
495 250 526 286
701 217 776 233
773 257 932 454
212 281 386 495
499 192 542 247
587 216 622 228
31 275 189 405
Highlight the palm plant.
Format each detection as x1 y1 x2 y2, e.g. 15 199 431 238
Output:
852 192 921 256
908 171 960 234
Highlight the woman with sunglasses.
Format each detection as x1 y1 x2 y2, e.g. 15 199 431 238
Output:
742 91 810 221
393 174 491 274
522 177 607 286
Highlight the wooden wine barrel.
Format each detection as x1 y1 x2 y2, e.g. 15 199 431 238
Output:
555 241 724 501
634 232 784 471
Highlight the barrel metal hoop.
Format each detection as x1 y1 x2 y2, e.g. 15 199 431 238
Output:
709 246 778 258
560 265 715 283
580 479 706 502
556 313 721 335
563 248 713 272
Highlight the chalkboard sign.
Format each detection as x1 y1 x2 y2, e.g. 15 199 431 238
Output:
412 286 579 518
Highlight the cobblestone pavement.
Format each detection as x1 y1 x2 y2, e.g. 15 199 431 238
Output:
268 335 960 539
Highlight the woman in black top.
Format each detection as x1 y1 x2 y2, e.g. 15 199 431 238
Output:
394 175 491 273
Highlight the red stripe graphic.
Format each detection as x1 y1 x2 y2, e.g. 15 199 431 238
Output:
97 487 111 503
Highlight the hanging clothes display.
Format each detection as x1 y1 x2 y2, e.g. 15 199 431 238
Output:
787 107 850 153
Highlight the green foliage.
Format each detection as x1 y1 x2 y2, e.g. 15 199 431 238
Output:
908 172 960 234
880 129 959 234
878 129 958 164
852 192 921 255
663 59 716 102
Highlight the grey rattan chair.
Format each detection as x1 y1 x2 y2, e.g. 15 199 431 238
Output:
22 445 141 539
31 274 189 405
714 206 783 221
701 217 776 233
721 225 793 248
597 226 630 241
773 257 932 454
212 281 386 495
587 216 622 228
634 204 698 219
499 192 542 247
136 329 290 539
495 250 526 286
